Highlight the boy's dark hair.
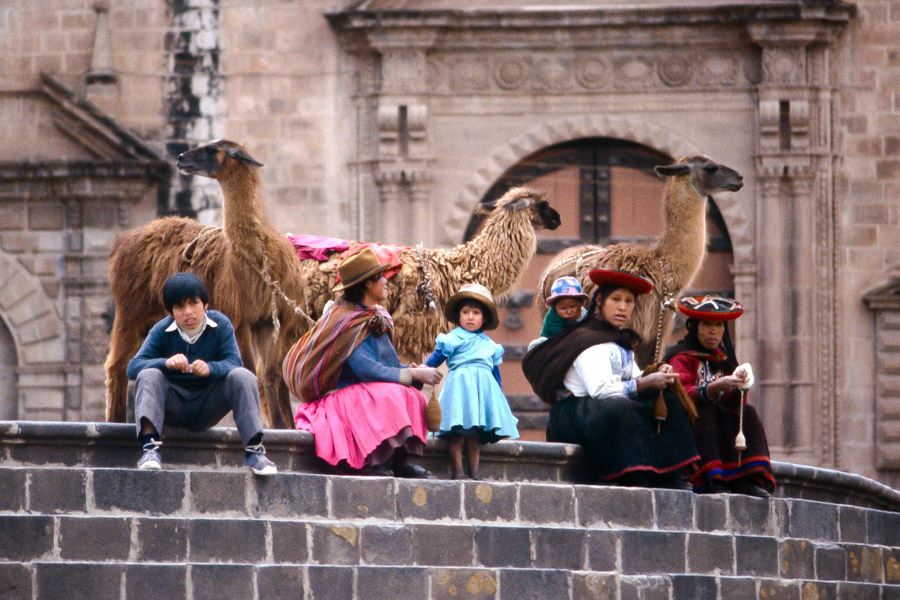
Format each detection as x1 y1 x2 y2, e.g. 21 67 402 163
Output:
454 298 487 322
162 272 209 313
341 273 383 305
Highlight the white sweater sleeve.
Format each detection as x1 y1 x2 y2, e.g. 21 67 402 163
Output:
563 344 638 400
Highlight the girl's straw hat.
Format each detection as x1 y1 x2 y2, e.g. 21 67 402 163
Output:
588 268 654 295
444 283 500 330
676 295 744 321
333 248 389 292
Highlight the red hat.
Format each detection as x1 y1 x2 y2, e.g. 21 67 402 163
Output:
677 295 744 321
588 268 653 295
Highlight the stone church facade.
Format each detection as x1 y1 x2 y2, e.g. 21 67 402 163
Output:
3 0 900 487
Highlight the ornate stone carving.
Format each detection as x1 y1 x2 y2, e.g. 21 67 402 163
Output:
696 55 739 87
533 57 571 91
494 58 529 91
657 54 693 88
448 59 491 92
573 56 610 90
761 47 806 86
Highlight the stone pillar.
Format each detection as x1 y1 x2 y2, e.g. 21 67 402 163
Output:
408 172 433 247
85 0 117 110
376 172 405 245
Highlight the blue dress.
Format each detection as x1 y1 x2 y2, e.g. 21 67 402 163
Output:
425 327 519 443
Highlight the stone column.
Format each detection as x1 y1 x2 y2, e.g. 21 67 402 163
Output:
408 172 433 247
376 172 405 245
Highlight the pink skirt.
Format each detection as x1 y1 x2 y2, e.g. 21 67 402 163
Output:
294 381 428 470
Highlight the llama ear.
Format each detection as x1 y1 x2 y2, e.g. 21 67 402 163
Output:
226 146 264 168
476 200 499 215
655 163 691 177
506 196 534 211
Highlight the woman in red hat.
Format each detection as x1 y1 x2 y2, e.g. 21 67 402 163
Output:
664 296 774 497
283 248 443 478
522 269 699 488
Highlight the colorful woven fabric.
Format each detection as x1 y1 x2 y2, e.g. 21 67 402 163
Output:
283 301 394 403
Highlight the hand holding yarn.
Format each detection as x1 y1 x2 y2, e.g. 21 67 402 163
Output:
734 363 754 390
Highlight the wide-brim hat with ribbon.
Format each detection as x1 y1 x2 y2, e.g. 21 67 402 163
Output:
443 283 500 331
333 247 389 292
588 268 654 295
677 295 744 321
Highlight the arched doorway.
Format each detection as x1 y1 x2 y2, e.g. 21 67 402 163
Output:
465 137 735 438
0 319 17 420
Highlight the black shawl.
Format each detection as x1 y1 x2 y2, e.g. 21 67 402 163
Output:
522 316 641 406
662 319 739 374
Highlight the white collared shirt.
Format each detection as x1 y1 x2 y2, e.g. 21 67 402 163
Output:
165 313 217 344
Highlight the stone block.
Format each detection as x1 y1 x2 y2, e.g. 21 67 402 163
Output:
671 575 716 600
190 518 267 563
192 564 254 600
728 494 772 535
59 516 130 560
309 522 360 565
0 563 31 600
789 500 839 541
464 481 517 522
271 520 309 564
735 535 779 576
837 506 868 544
885 584 900 600
125 564 187 600
28 205 64 230
413 523 474 567
360 524 413 566
885 547 900 584
572 572 617 600
0 204 26 230
801 581 837 600
693 494 727 532
255 565 306 600
836 581 882 600
36 563 122 600
0 468 26 511
519 483 576 525
757 578 800 600
780 539 815 579
621 530 686 575
619 575 669 600
585 529 618 572
92 469 185 515
254 472 328 518
867 508 900 546
29 468 86 513
532 527 585 570
135 518 189 562
719 576 758 599
307 565 354 600
356 566 428 600
474 525 530 568
687 533 734 575
654 489 693 530
576 486 653 528
816 543 847 581
431 568 498 600
845 545 884 583
498 569 569 600
396 479 462 521
189 471 247 515
330 476 395 520
0 515 54 560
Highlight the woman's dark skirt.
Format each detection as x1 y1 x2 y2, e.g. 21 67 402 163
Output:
546 389 700 481
690 400 775 493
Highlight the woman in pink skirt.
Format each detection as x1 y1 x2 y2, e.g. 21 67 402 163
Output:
283 248 442 477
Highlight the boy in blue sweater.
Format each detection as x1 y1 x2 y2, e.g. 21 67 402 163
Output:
128 272 276 475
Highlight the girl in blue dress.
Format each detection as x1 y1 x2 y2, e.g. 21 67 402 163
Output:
425 283 519 479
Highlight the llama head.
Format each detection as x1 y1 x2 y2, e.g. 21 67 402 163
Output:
655 156 743 197
478 187 561 231
176 140 264 179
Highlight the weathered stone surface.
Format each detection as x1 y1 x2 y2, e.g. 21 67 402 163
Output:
532 527 585 570
192 564 254 600
309 522 360 565
838 505 868 544
728 494 772 536
463 481 517 522
256 565 306 599
356 566 428 600
498 569 569 600
788 500 839 541
0 468 26 511
254 472 328 519
619 575 669 600
413 523 474 567
125 564 187 600
693 494 727 532
330 476 395 520
360 524 413 566
654 489 693 530
431 568 498 600
519 483 576 525
585 529 618 572
92 469 185 515
735 535 779 576
190 518 267 563
307 565 354 600
397 479 461 521
671 575 717 600
757 578 800 600
135 517 189 562
867 508 900 547
474 525 530 568
271 520 309 564
780 539 815 580
816 543 848 582
0 516 54 560
845 545 884 583
836 581 882 600
0 563 31 600
36 563 123 599
572 572 617 600
577 486 653 528
686 533 734 575
621 530 686 574
59 515 130 560
28 468 86 513
718 576 758 599
189 471 247 515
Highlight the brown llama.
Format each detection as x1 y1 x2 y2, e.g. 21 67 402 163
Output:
293 187 561 364
537 155 743 366
104 140 310 429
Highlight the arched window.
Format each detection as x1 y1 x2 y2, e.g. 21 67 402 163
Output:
0 320 17 420
465 138 735 436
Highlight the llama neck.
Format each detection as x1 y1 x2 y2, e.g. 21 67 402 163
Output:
220 165 269 245
653 177 708 290
445 210 537 294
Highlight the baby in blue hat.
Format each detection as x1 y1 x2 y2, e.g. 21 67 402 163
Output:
527 277 590 352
